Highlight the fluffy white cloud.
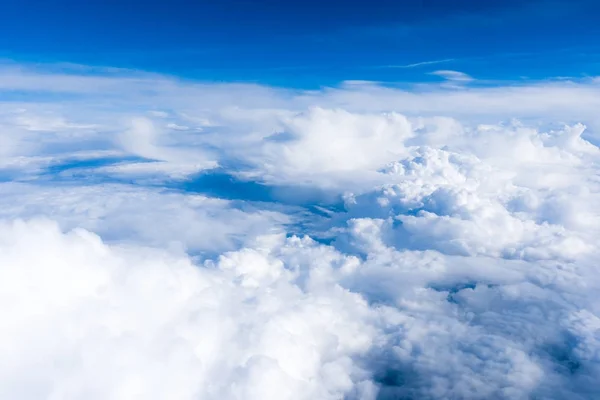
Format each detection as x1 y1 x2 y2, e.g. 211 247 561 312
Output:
1 62 600 399
0 220 376 400
3 217 599 399
236 108 413 187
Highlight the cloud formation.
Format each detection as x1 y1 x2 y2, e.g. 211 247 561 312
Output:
430 69 474 82
1 62 600 399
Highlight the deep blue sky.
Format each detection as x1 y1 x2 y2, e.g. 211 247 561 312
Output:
2 0 600 87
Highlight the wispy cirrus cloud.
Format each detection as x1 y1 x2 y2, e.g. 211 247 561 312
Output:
378 58 455 69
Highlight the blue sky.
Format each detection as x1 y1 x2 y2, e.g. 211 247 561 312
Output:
3 2 600 398
2 0 600 87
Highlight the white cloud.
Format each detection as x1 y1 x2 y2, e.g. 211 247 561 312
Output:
3 216 599 399
0 61 600 398
0 183 289 254
430 69 474 82
238 107 414 187
166 122 191 131
382 58 455 69
117 117 217 170
0 220 376 400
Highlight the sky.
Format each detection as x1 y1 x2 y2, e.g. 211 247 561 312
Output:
2 1 600 400
2 0 600 86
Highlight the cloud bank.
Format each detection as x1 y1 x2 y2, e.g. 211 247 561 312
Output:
1 62 600 399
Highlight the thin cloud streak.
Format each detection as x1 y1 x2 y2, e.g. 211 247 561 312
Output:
378 58 455 69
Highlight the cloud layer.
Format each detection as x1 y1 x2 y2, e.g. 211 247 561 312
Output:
1 63 600 399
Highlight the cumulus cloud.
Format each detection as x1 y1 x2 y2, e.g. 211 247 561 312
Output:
239 108 414 187
0 61 600 399
0 220 376 400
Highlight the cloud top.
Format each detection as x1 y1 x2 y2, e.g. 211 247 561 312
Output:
1 62 600 399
